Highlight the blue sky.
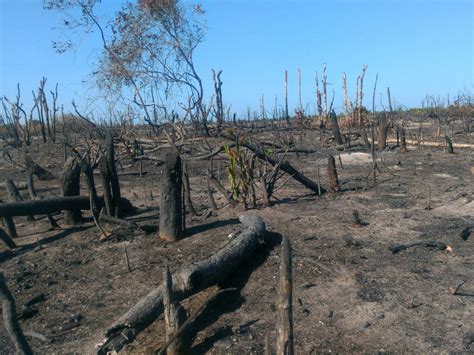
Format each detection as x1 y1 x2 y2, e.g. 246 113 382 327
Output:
1 0 473 118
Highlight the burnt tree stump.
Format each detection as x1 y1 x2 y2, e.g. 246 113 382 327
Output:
60 156 82 224
0 199 17 239
276 237 294 355
100 132 122 217
160 151 183 242
330 110 344 146
5 179 34 221
327 155 340 192
399 127 407 153
445 135 454 154
163 266 189 355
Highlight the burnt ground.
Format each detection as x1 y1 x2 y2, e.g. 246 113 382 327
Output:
0 129 473 354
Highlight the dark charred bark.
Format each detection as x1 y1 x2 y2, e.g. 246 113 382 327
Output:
96 215 266 354
0 195 133 218
276 236 294 355
5 179 34 221
0 272 33 355
445 135 454 154
0 227 16 249
159 151 183 242
100 132 121 217
327 155 340 192
330 110 344 146
0 199 17 239
377 115 389 150
27 171 61 229
182 160 196 216
60 157 82 224
399 127 407 153
24 154 55 181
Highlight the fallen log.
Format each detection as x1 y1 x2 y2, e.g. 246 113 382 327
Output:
96 214 267 354
389 240 448 254
0 195 132 218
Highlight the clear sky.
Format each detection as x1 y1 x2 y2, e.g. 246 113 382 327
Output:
1 0 473 118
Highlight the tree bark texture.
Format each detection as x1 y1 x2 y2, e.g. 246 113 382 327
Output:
96 215 266 354
159 151 183 242
59 156 82 224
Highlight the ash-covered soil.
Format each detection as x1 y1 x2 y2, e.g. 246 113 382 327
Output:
0 131 473 354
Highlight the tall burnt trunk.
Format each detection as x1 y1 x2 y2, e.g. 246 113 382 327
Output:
100 132 121 217
327 154 340 192
159 151 183 242
60 156 82 224
330 110 344 146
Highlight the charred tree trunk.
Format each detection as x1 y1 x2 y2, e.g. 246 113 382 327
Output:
0 195 100 217
100 156 114 217
24 154 55 181
106 132 121 216
96 215 266 354
0 272 33 355
26 171 60 229
163 266 189 355
327 155 340 192
399 127 407 153
0 199 17 239
276 237 294 355
445 135 454 154
182 160 196 216
160 151 183 242
100 132 121 217
0 227 16 249
377 115 389 150
5 179 34 222
81 159 102 229
206 178 218 213
330 110 344 146
60 156 82 224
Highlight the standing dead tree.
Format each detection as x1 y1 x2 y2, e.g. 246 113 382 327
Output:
445 135 454 154
60 156 82 224
327 155 340 192
46 0 209 134
100 132 121 217
159 151 183 241
1 84 31 146
213 69 224 131
276 236 294 355
330 110 344 146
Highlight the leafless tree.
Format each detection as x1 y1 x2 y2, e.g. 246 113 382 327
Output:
44 0 208 133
